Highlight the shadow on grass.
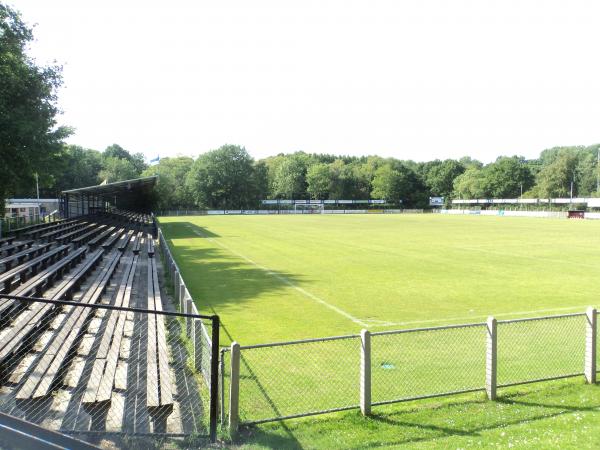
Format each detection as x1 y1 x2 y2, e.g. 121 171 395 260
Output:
159 221 220 239
159 221 310 313
234 381 600 449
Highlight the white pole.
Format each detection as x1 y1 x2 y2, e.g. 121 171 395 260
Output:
486 316 497 400
35 173 39 200
585 307 597 384
360 329 372 415
229 342 241 434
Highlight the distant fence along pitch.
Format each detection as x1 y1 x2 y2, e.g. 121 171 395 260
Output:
158 209 424 216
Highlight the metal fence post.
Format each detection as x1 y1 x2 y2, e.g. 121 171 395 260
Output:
194 318 203 372
229 342 240 435
486 316 497 400
360 329 371 415
585 307 597 384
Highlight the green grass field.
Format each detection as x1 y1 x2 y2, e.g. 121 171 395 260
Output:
158 214 600 345
159 214 600 447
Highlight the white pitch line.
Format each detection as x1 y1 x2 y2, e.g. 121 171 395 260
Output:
186 226 369 327
368 304 598 328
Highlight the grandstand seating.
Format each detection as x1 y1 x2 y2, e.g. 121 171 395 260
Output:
11 219 67 237
146 254 173 419
0 240 34 256
100 227 125 250
0 249 104 373
0 209 173 435
0 243 52 272
132 231 143 254
82 253 139 408
0 237 15 246
0 247 88 321
15 251 121 400
39 221 90 243
0 245 69 293
147 233 155 257
22 219 78 239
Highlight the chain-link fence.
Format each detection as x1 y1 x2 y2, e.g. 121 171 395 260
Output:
0 294 219 448
497 313 587 386
222 335 361 426
224 309 599 429
371 323 486 405
157 228 220 441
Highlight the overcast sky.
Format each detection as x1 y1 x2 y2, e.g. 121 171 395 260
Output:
12 0 600 163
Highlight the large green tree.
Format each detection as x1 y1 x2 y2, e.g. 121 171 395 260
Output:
98 157 140 183
484 156 533 198
271 153 310 198
53 145 102 191
535 152 578 198
371 163 424 206
185 144 260 208
0 3 70 212
142 156 194 210
423 159 466 198
306 163 330 199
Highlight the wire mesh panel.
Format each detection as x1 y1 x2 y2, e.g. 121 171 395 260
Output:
191 319 213 386
237 336 361 424
0 297 212 448
371 324 486 404
497 314 586 386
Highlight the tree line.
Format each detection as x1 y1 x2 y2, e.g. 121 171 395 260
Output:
143 144 600 210
2 2 600 212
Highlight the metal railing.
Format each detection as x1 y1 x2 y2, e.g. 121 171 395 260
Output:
0 294 220 447
222 308 598 430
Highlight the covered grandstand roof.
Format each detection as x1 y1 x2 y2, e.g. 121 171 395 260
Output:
61 175 157 196
61 176 158 216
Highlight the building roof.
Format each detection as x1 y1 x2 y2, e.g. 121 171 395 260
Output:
62 176 157 197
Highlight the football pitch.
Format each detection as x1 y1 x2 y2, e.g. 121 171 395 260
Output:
158 214 600 346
